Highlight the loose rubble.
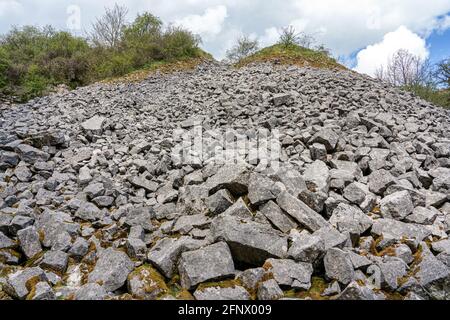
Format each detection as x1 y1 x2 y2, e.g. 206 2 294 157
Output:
0 61 449 300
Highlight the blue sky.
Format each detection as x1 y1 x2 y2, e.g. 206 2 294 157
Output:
428 29 450 64
0 0 449 76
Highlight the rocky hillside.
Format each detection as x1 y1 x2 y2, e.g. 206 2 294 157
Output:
0 61 449 300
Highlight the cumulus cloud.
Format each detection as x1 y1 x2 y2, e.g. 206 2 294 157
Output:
354 26 429 76
0 0 22 17
174 5 228 39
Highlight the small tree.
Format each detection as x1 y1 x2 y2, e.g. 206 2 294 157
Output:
376 49 432 87
278 26 301 48
225 35 259 63
435 58 450 88
91 4 128 48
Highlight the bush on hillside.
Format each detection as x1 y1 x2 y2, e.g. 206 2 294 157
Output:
0 7 203 101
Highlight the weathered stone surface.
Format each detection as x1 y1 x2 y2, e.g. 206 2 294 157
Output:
371 219 431 242
194 284 251 300
74 283 108 300
310 128 339 152
206 189 234 215
288 232 324 263
88 248 134 292
337 281 380 300
211 215 288 266
205 164 250 196
303 160 330 193
257 279 284 300
236 268 266 291
264 258 313 290
259 200 297 233
277 191 329 232
248 173 276 205
17 226 42 259
324 248 355 285
380 191 414 220
147 236 206 278
14 144 50 163
368 169 396 195
4 267 47 299
329 203 373 237
127 266 168 300
81 115 106 134
40 250 69 274
179 242 235 290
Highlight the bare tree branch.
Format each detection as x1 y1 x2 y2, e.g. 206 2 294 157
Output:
91 4 128 48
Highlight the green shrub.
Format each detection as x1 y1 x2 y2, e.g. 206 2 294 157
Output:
0 47 10 89
0 9 203 101
22 64 51 100
162 26 201 60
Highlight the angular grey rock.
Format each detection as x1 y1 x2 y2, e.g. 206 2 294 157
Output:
310 128 339 152
125 238 147 260
324 248 355 285
412 245 450 300
92 196 115 208
264 258 313 290
272 93 292 106
129 176 159 193
303 160 330 193
368 169 396 195
310 143 327 161
68 237 89 258
259 200 297 233
371 219 431 242
0 231 15 249
88 248 134 292
40 250 69 274
277 191 329 232
211 215 288 265
147 236 206 278
236 268 266 291
30 282 55 300
14 144 50 163
221 198 253 219
205 164 250 196
74 283 108 300
272 168 307 197
194 285 251 300
4 267 47 299
337 281 380 300
206 189 234 215
343 182 370 205
313 227 348 250
172 214 209 235
83 182 105 199
288 232 324 263
380 191 414 220
75 201 103 222
257 279 284 300
17 226 42 259
81 115 106 135
248 173 276 205
124 206 155 231
329 203 373 237
179 242 235 290
377 258 408 291
404 206 438 225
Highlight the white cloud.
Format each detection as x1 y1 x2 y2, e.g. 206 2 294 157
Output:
0 0 22 17
174 5 228 40
354 26 429 76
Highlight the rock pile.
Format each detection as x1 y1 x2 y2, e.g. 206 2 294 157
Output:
0 61 449 300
